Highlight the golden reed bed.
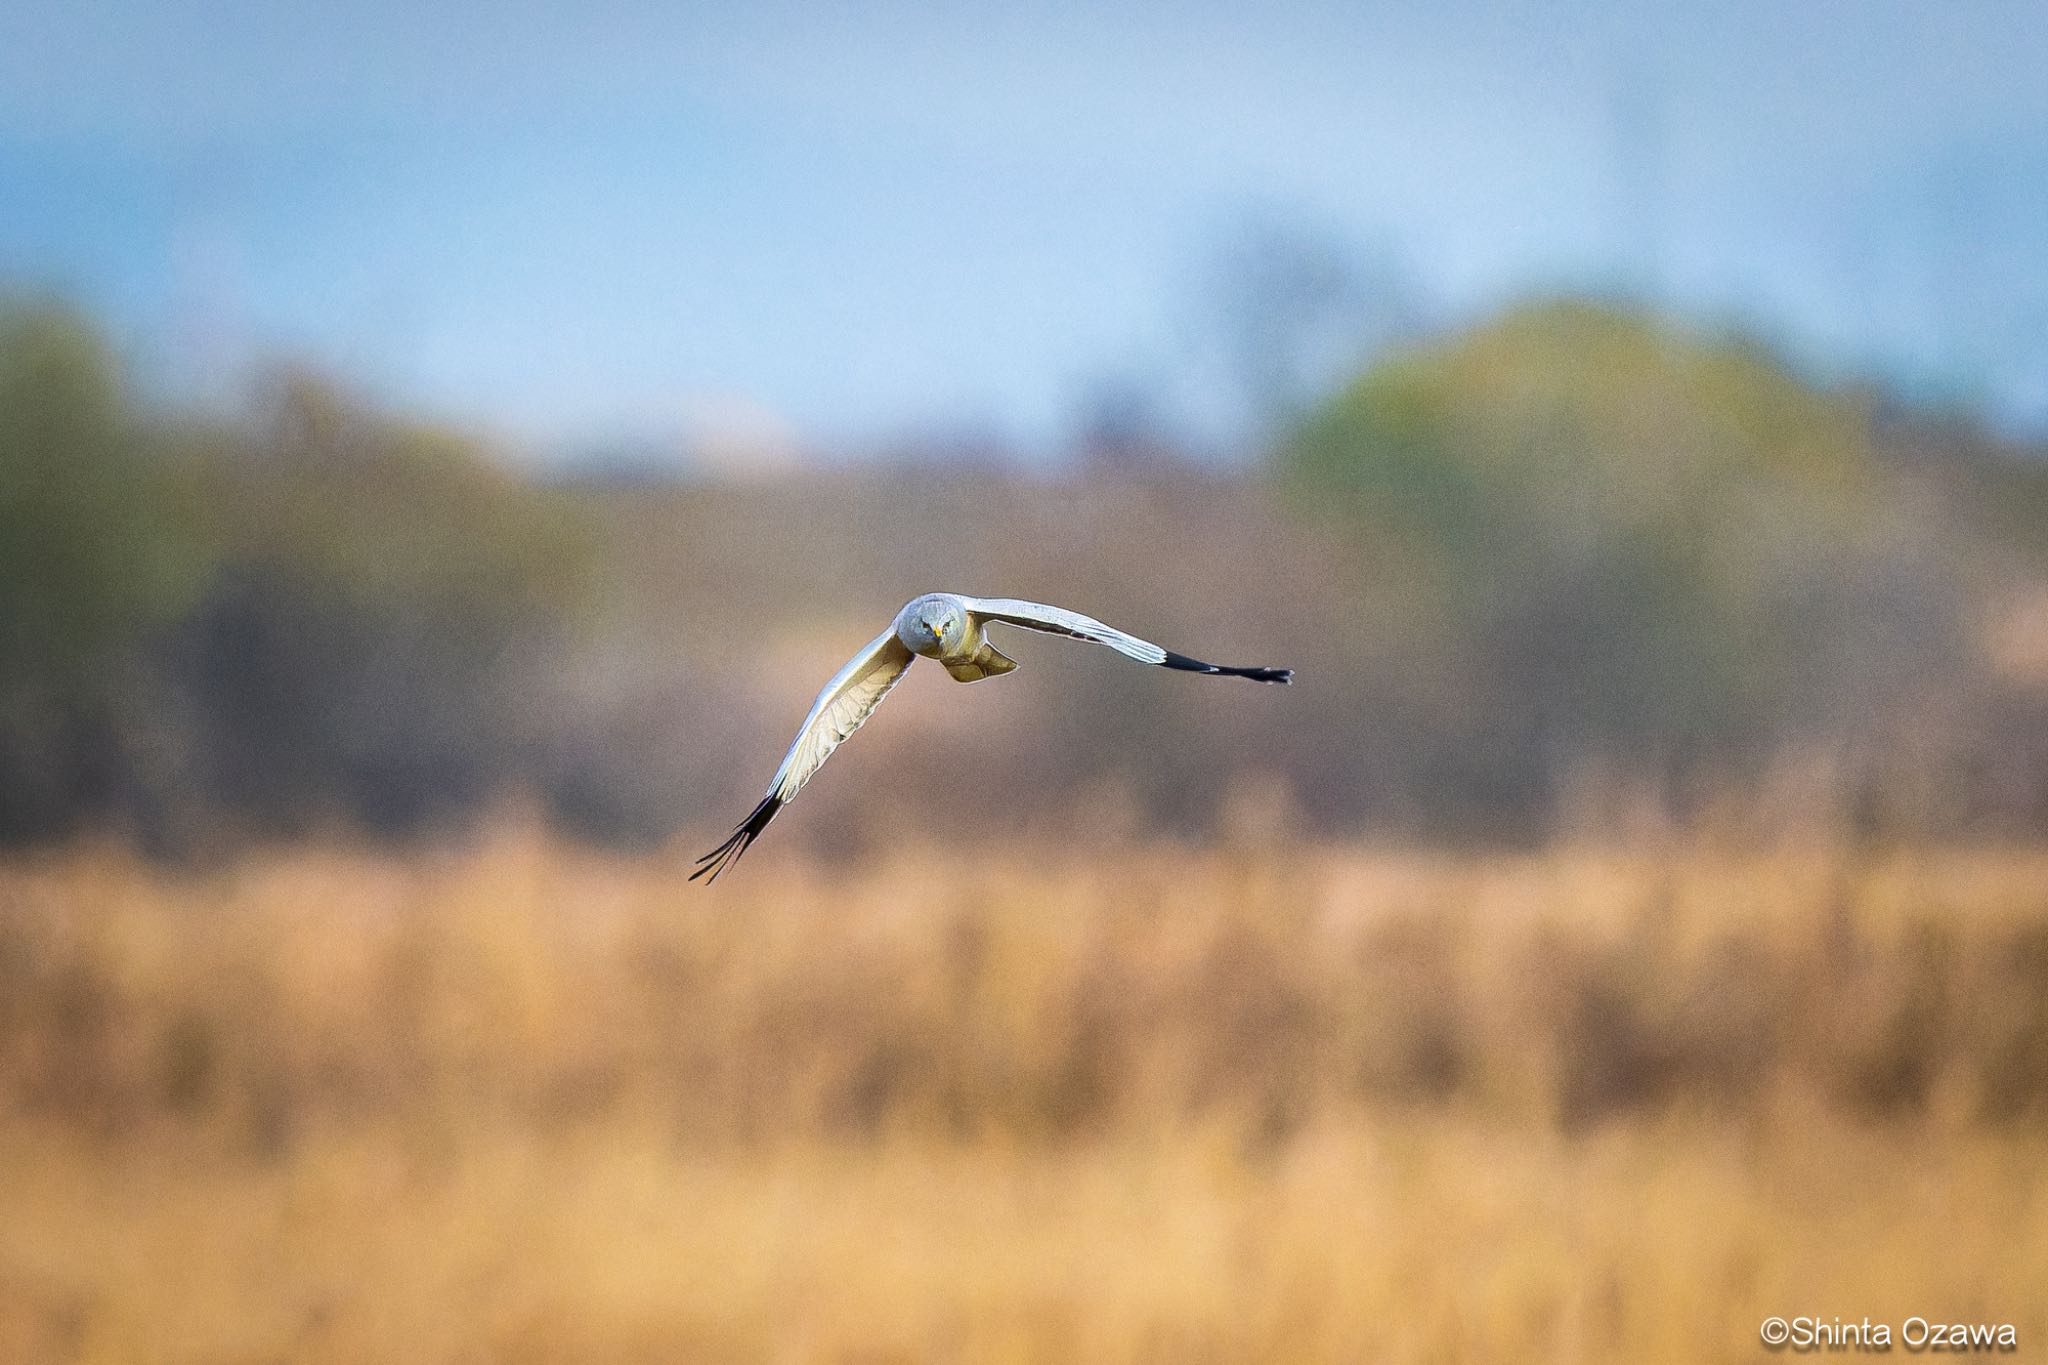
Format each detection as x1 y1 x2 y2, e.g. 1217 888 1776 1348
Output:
3 830 2047 1363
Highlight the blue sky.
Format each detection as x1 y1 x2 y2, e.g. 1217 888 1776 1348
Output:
4 0 2046 458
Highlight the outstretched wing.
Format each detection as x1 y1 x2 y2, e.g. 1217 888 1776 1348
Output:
692 630 917 883
963 597 1292 684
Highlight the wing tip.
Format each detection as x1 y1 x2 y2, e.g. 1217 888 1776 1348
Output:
1159 651 1294 684
690 794 784 885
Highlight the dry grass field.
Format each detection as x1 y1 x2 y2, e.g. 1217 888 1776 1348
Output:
3 828 2048 1363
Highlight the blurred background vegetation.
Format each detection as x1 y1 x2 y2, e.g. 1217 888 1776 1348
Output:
4 290 2043 856
6 8 2048 1353
6 252 2048 1365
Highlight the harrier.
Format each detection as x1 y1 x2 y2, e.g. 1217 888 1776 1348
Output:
692 593 1291 881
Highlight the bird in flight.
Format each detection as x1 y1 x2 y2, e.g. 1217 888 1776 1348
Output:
692 593 1292 882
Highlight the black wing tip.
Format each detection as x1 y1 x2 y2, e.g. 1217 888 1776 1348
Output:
690 794 784 884
1159 651 1294 684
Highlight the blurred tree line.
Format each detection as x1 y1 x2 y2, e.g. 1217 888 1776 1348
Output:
0 299 591 851
2 293 2044 852
1276 300 2044 836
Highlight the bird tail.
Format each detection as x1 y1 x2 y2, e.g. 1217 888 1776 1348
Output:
945 641 1020 683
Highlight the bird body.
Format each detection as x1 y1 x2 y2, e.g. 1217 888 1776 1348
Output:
692 592 1291 881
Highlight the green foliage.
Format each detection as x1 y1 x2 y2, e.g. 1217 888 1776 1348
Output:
1276 298 1963 770
0 302 594 846
0 302 208 684
1285 299 1876 565
0 301 217 840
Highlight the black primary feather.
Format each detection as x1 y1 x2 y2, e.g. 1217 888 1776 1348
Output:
690 794 784 883
1158 651 1293 684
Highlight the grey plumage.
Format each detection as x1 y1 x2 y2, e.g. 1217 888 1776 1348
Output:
692 592 1291 881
